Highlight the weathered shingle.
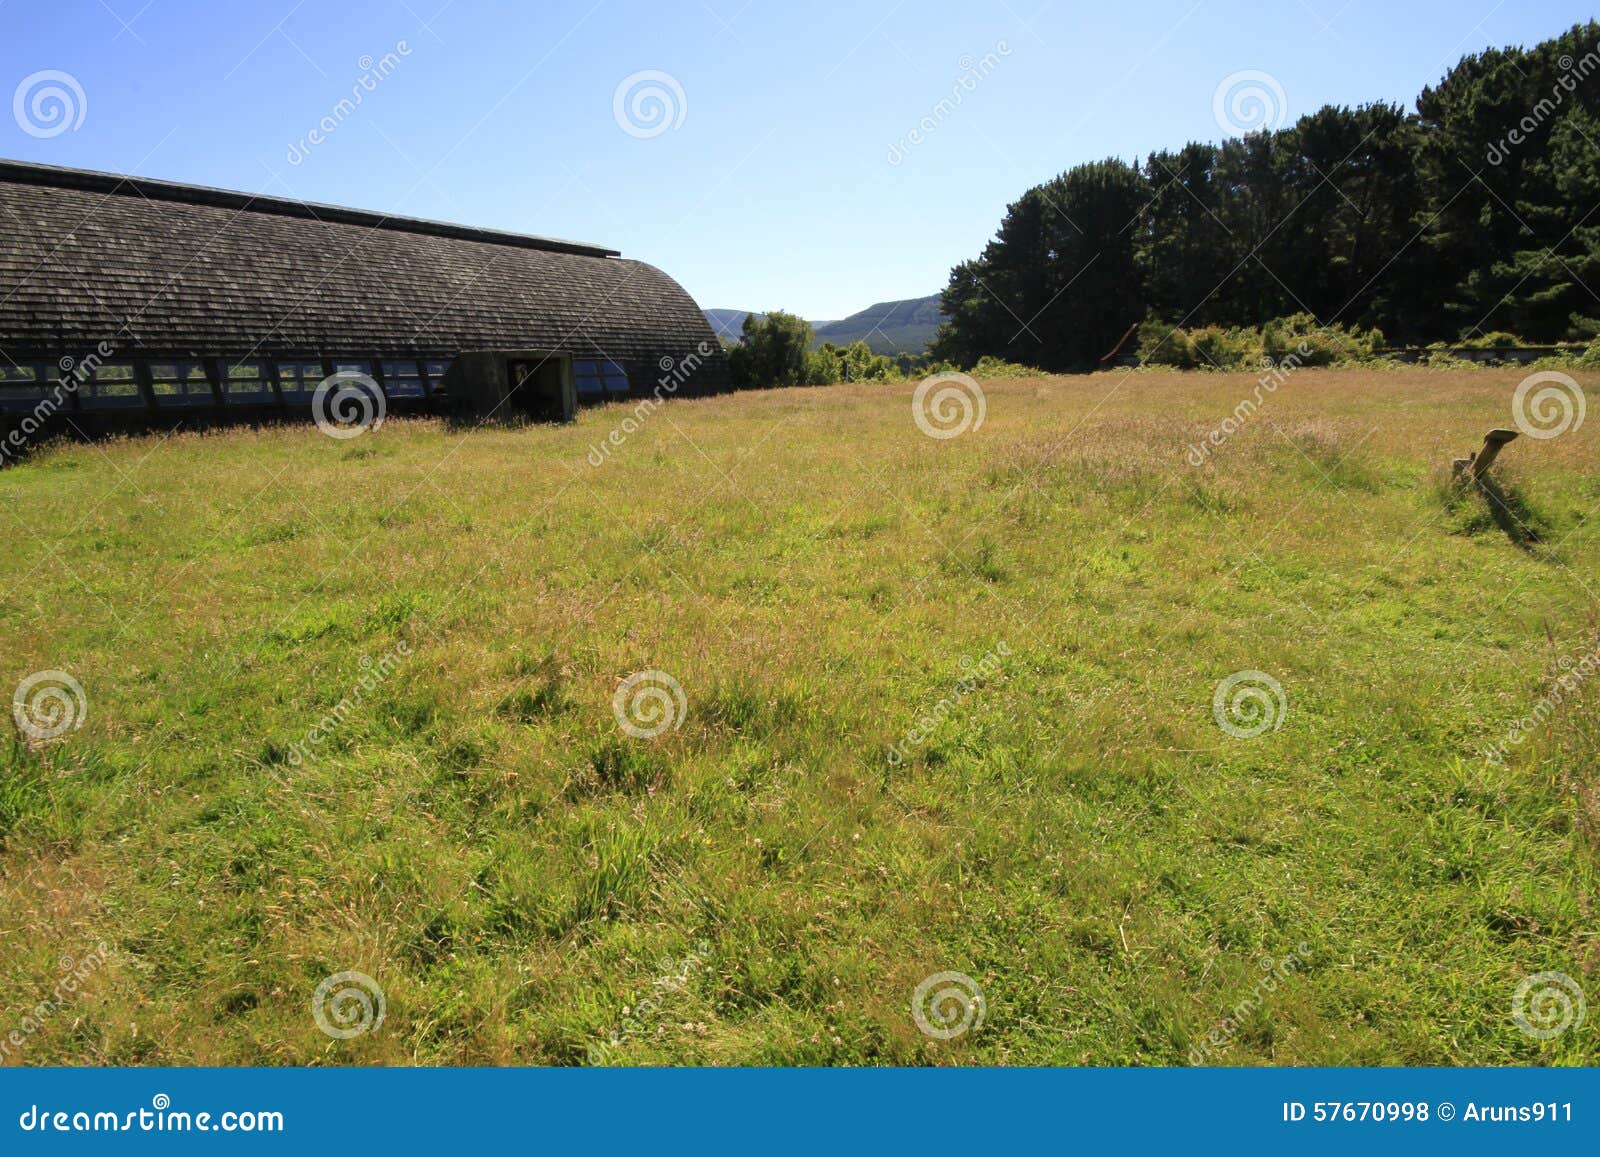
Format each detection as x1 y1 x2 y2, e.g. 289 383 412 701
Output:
0 160 726 387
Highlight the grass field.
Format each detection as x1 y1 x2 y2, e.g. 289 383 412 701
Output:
1 366 1597 1066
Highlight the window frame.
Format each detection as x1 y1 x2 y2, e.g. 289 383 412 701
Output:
379 358 426 399
274 360 326 402
147 358 217 407
78 363 145 410
575 358 629 396
220 359 276 404
0 362 50 412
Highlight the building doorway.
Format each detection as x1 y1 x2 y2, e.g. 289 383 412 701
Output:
506 357 568 422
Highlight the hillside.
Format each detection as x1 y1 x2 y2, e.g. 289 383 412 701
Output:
2 367 1595 1065
812 295 943 355
703 308 759 343
704 295 944 356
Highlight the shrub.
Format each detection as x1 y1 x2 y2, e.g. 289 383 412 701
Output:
1419 341 1470 368
727 311 813 389
1186 325 1260 370
970 355 1044 378
1456 330 1525 349
1263 313 1385 365
805 341 899 385
1139 313 1385 369
1136 318 1196 368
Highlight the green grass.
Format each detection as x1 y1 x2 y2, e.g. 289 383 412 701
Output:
1 366 1597 1066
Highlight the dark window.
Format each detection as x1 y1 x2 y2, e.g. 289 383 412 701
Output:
424 359 452 396
333 359 372 376
222 360 274 403
149 360 215 406
380 359 425 398
80 363 144 410
576 359 629 395
275 360 324 402
0 364 47 412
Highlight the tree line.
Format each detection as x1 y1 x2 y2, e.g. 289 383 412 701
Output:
931 22 1600 371
725 311 908 388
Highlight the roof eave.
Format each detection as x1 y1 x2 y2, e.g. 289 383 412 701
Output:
0 158 621 259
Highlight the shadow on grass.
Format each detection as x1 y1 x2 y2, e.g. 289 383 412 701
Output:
1477 475 1545 551
1439 469 1553 554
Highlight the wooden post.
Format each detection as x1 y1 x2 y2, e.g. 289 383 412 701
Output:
1453 428 1519 483
201 356 224 406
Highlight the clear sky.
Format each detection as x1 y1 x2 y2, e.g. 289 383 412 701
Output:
1 0 1595 320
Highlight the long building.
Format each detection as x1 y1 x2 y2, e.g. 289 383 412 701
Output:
0 159 726 442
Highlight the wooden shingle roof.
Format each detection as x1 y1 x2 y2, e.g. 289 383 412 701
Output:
0 159 721 368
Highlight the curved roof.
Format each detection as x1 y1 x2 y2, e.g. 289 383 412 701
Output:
0 159 720 367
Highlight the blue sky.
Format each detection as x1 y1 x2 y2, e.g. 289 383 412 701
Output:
1 0 1595 319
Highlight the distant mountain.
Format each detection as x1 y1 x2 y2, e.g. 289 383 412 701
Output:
703 308 760 343
703 294 944 356
812 295 943 355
